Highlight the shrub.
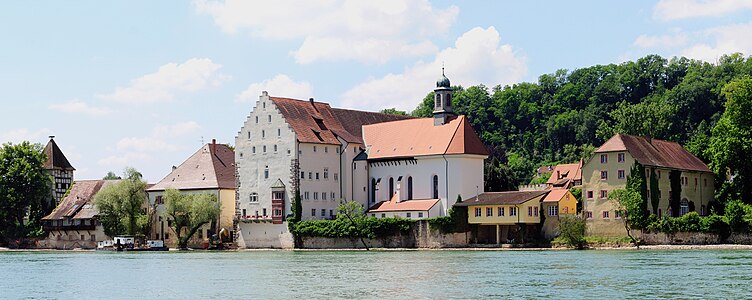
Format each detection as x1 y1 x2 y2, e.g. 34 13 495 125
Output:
557 215 586 249
723 200 752 232
289 216 415 239
699 213 728 234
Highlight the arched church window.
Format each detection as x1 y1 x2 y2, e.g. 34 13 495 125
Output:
432 175 439 199
407 176 413 200
435 94 441 108
389 177 394 199
446 93 451 107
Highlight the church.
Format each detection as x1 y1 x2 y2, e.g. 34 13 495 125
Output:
234 71 488 248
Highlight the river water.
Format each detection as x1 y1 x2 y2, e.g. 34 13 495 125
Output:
1 249 751 299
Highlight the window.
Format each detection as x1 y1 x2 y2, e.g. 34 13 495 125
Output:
618 170 625 179
528 206 533 216
381 213 386 218
262 130 265 139
615 210 622 219
277 128 281 137
315 173 320 180
330 192 335 200
498 207 505 216
334 173 338 181
262 208 267 216
250 193 258 202
268 115 272 122
432 175 439 199
329 210 334 217
242 209 247 217
680 199 689 216
534 207 539 217
263 102 265 109
435 94 441 108
255 116 258 123
548 205 558 216
301 171 305 179
321 209 326 217
601 171 608 180
617 152 625 163
252 146 256 154
510 207 517 216
264 166 269 179
274 145 277 152
602 211 610 219
600 154 608 164
262 145 267 153
304 192 309 200
406 176 413 200
587 191 593 199
371 178 377 203
313 146 317 152
248 132 251 140
311 209 316 216
308 172 312 180
313 192 318 200
418 212 423 218
475 208 481 217
324 147 328 153
406 212 412 218
486 207 493 217
155 196 163 205
586 211 593 219
322 192 327 200
600 190 608 199
389 177 394 197
323 168 329 179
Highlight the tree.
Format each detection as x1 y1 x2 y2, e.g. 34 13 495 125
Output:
609 188 642 245
484 156 516 192
626 162 648 227
103 171 121 180
336 200 369 250
0 142 51 240
557 215 586 249
379 108 408 116
93 167 148 237
708 77 752 203
164 189 221 249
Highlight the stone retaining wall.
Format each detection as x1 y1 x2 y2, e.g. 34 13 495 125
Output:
298 220 472 249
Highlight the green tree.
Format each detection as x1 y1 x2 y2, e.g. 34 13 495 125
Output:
557 215 586 249
411 92 435 117
379 108 408 116
626 162 648 226
0 142 51 240
103 171 121 180
723 200 752 232
336 200 369 250
484 156 516 192
609 188 643 245
164 188 221 249
708 77 752 203
649 168 661 214
93 167 148 237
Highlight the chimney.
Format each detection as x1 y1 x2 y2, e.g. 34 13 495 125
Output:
395 181 402 203
49 135 55 140
172 165 177 171
211 139 217 154
556 170 560 179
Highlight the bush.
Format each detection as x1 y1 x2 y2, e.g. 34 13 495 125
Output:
723 200 752 232
699 213 728 234
557 215 586 249
427 207 469 233
289 216 415 239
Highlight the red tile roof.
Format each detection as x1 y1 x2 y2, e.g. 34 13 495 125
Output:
43 138 74 171
596 134 711 173
542 188 569 202
331 108 413 144
545 163 582 185
455 191 547 206
42 180 121 220
147 142 236 191
367 195 439 213
363 115 489 160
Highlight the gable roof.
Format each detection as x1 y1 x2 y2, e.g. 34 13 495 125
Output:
542 189 570 203
367 195 439 213
596 134 711 173
43 180 120 220
43 138 75 171
331 108 413 144
455 190 547 206
545 162 582 185
363 115 489 160
147 142 235 191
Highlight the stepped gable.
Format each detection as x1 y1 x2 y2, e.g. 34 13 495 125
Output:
363 115 489 160
331 108 413 144
455 190 548 206
147 142 235 191
43 138 75 171
596 134 711 173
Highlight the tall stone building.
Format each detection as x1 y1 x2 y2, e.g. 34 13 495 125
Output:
43 136 75 209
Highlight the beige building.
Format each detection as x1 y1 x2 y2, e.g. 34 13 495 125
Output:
456 191 546 243
582 134 714 236
145 140 236 248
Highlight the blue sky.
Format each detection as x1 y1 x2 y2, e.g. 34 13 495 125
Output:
1 0 751 182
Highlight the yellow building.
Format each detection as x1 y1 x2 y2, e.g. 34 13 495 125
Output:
540 189 577 239
456 191 547 244
582 134 714 236
145 140 236 248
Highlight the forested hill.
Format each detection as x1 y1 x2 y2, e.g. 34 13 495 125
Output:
401 53 752 192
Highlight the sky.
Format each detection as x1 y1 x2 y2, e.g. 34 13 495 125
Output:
1 0 751 182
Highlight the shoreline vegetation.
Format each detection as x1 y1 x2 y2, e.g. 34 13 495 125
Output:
5 244 752 252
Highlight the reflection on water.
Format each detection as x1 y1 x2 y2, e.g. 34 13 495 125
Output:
1 249 751 299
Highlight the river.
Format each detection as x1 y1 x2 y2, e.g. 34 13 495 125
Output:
1 249 751 299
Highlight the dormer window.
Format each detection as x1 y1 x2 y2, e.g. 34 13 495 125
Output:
314 117 327 130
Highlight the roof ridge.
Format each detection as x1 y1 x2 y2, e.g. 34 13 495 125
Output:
443 115 463 155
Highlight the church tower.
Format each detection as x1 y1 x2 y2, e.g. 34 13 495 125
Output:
433 68 455 126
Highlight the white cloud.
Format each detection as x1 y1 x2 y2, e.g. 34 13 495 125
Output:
236 74 313 101
633 31 688 49
0 128 53 144
195 0 458 64
340 26 526 112
654 0 752 21
151 121 202 137
679 22 752 62
97 58 228 103
48 99 112 116
116 137 181 153
97 152 151 167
